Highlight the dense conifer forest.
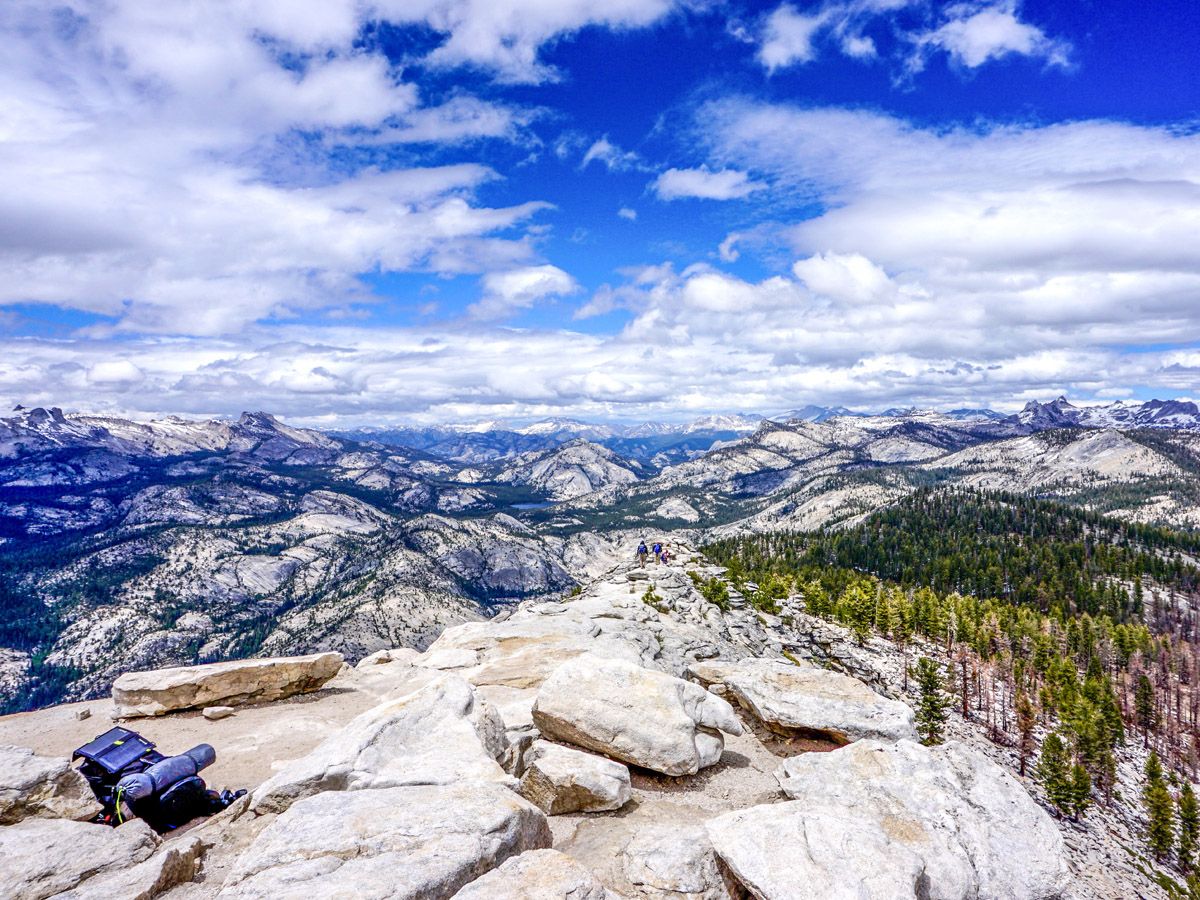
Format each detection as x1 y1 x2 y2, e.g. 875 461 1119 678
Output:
710 487 1200 623
704 487 1200 874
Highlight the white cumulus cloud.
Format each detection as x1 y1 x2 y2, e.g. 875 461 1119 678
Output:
581 137 644 172
912 2 1071 71
0 1 696 338
752 0 1069 75
87 360 145 387
389 0 696 84
652 167 765 200
0 1 1189 423
692 97 1200 370
758 4 831 71
469 265 580 319
0 1 569 337
792 252 897 304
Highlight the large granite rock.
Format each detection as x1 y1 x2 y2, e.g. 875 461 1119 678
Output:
416 647 481 670
0 744 101 824
112 652 343 718
782 614 894 692
621 823 741 900
0 817 159 900
519 740 631 815
355 647 421 668
453 849 608 899
688 658 916 743
420 603 663 770
54 834 206 900
708 739 1069 900
250 673 510 814
425 617 648 691
532 655 743 777
221 782 551 899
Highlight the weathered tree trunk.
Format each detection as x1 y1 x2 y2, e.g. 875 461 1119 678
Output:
960 656 970 719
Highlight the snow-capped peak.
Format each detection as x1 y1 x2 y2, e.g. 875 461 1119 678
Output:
516 418 613 438
683 414 762 434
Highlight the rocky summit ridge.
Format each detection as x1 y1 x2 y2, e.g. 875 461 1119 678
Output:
0 544 1159 899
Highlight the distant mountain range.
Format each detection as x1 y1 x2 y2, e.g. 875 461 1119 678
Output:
3 398 1197 472
2 396 1199 712
332 398 1200 465
1012 396 1200 430
332 414 763 468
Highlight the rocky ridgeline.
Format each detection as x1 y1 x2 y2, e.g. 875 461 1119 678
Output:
2 552 1086 898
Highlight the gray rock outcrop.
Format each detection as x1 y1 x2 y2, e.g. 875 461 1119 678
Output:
221 782 551 899
532 655 744 776
424 616 648 691
781 615 894 692
453 849 609 899
54 834 207 900
112 652 343 717
0 745 101 824
688 658 916 743
620 823 741 900
0 817 159 900
356 647 421 668
250 673 511 814
707 739 1070 899
519 740 631 815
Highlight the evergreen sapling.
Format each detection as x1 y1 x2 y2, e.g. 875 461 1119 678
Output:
914 657 949 746
1180 781 1199 872
1144 751 1175 860
1036 732 1074 817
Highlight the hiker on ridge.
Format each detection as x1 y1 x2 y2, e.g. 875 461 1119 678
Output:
636 540 649 567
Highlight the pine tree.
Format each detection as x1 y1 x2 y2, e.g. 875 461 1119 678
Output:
1098 750 1119 807
874 587 891 637
914 657 949 746
886 588 906 639
892 592 914 692
1070 763 1092 818
1180 782 1200 871
1016 691 1037 777
954 645 971 720
841 582 874 644
801 579 828 618
1036 732 1074 816
1145 751 1176 860
1136 674 1158 748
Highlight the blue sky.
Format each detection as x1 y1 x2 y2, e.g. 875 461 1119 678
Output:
1 0 1198 425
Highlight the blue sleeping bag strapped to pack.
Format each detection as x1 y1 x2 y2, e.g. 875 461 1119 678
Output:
115 744 215 801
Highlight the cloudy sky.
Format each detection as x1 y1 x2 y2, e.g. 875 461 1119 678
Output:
1 0 1198 425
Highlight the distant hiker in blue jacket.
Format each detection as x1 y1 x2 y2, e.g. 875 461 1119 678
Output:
636 540 649 567
652 541 663 563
